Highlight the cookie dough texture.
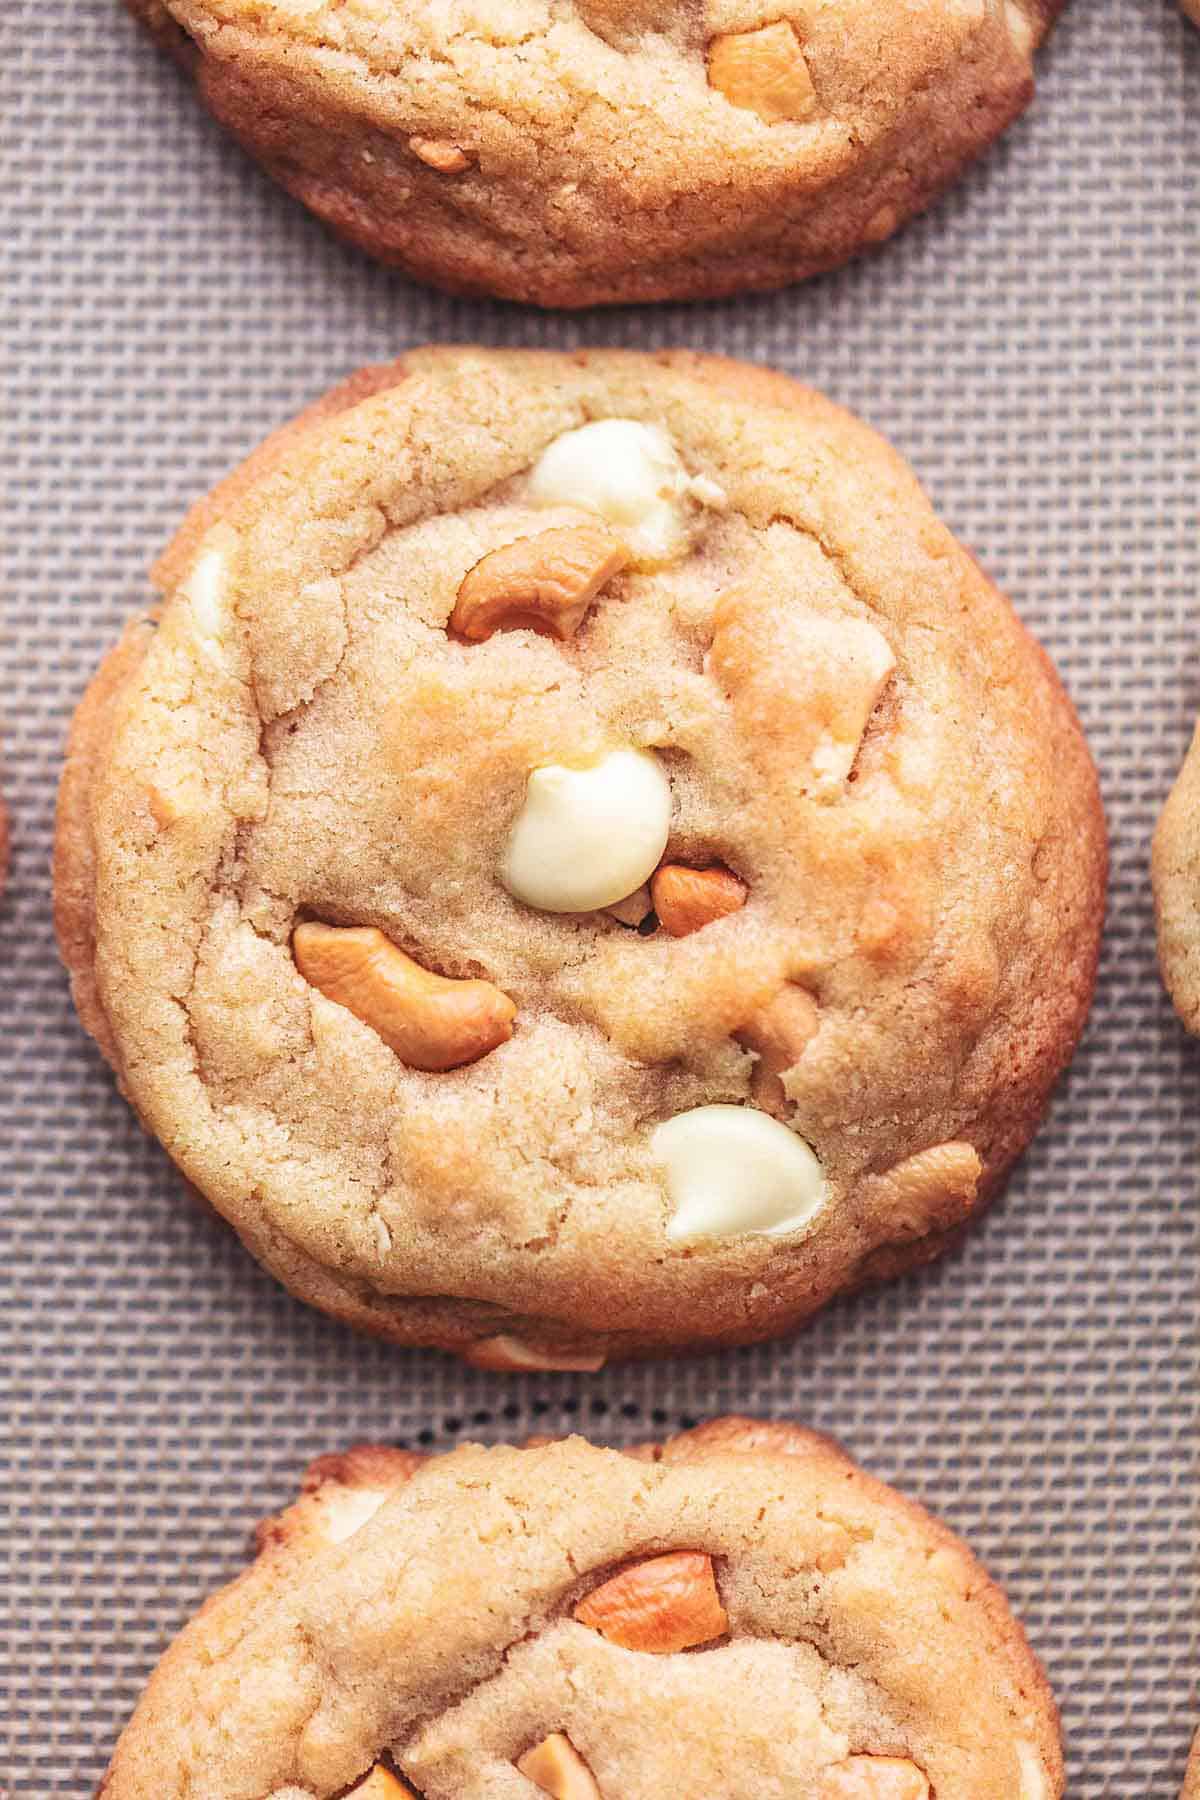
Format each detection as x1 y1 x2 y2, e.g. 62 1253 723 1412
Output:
127 0 1062 306
55 348 1106 1364
99 1419 1064 1799
1154 724 1200 1030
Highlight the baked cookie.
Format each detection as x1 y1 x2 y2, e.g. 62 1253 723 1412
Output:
55 348 1105 1366
99 1418 1064 1798
127 0 1062 307
1152 727 1200 1029
1184 1732 1200 1800
1180 1 1200 27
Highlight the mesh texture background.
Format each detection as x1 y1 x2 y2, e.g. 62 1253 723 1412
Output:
1 0 1198 1792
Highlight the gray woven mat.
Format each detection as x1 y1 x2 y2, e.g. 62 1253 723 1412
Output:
2 1 1198 1792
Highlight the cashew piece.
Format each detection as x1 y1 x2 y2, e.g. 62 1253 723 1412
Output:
707 21 818 125
409 136 471 172
518 1733 601 1799
293 923 515 1071
463 1334 606 1374
574 1551 727 1652
450 524 628 643
347 1769 419 1800
651 863 747 936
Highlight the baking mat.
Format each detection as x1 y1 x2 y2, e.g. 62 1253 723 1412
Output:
2 0 1197 1792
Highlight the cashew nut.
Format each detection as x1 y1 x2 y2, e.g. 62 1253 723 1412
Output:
463 1334 606 1373
517 1733 601 1800
293 923 515 1071
573 1551 727 1652
450 524 628 643
347 1769 419 1800
707 21 818 125
409 136 471 172
651 862 747 936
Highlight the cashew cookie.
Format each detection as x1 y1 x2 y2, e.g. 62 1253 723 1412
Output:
1185 1733 1200 1799
54 348 1105 1364
125 0 1062 306
1153 723 1200 1031
98 1419 1064 1799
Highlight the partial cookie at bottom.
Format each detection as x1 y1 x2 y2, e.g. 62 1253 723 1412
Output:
99 1418 1063 1800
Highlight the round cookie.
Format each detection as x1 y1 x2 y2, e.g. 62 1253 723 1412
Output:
1185 1733 1200 1800
126 0 1062 307
99 1418 1064 1799
55 347 1106 1366
1152 726 1200 1030
1180 0 1200 27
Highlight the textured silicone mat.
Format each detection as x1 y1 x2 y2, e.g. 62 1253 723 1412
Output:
2 1 1198 1793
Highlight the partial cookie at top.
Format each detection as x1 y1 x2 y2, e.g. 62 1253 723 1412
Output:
98 1418 1065 1800
55 348 1105 1366
125 0 1062 306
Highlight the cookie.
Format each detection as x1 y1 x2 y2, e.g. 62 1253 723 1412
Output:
126 0 1062 307
98 1417 1064 1799
1180 0 1200 26
1185 1733 1200 1800
55 348 1106 1366
1152 726 1200 1029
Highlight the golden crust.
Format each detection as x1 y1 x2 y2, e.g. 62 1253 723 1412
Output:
125 0 1061 307
99 1419 1064 1800
55 347 1105 1364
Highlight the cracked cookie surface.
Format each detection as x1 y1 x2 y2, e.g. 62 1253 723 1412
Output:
54 347 1105 1364
126 0 1062 306
99 1418 1064 1800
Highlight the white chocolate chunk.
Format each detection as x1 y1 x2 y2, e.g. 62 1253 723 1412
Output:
528 419 714 565
184 542 229 666
316 1484 391 1544
501 749 672 913
1016 1743 1047 1800
654 1104 827 1242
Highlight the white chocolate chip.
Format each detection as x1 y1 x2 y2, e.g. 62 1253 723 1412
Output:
500 749 672 914
1005 1 1035 53
653 1104 827 1242
1016 1743 1047 1800
185 544 227 653
528 419 701 565
317 1485 391 1543
687 473 728 510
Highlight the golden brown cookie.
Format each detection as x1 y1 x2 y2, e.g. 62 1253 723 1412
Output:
1183 1729 1200 1800
1152 726 1200 1029
99 1419 1064 1799
1180 0 1200 27
125 0 1063 306
55 348 1106 1366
